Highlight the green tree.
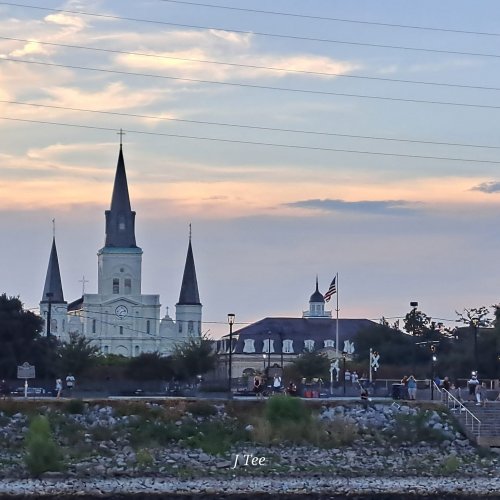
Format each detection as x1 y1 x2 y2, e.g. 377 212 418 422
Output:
289 351 330 381
404 307 432 336
172 339 218 381
56 333 101 377
0 294 43 378
126 352 175 381
455 306 492 372
354 323 417 367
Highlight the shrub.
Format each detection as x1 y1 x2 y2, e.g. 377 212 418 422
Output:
65 399 85 415
265 395 310 426
187 420 244 455
136 449 154 469
24 415 63 477
441 455 460 474
388 411 445 444
312 417 359 447
188 401 217 417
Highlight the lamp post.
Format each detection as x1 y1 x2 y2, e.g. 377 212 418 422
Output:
342 351 347 396
227 313 235 397
471 318 479 371
45 292 54 337
279 331 284 369
431 352 437 400
262 354 267 371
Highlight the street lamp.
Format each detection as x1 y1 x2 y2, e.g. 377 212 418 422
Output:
471 318 479 371
45 292 54 337
227 313 235 396
342 351 347 396
431 351 437 400
279 331 284 369
262 353 267 371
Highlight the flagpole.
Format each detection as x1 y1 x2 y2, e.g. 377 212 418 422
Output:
336 272 339 359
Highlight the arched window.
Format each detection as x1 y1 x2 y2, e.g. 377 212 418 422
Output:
135 345 140 356
113 278 119 294
119 326 123 335
103 345 109 355
188 320 194 333
146 320 151 334
124 279 131 294
92 319 97 334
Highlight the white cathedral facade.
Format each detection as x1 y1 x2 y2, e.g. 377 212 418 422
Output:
39 144 202 356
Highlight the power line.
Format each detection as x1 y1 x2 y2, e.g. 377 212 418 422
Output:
2 2 500 59
2 116 500 165
3 57 500 111
4 98 500 151
2 35 500 92
158 0 500 37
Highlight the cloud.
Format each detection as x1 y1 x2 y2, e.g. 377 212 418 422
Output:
285 198 417 215
471 181 500 194
44 13 87 31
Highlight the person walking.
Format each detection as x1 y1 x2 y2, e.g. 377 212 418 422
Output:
55 378 63 399
468 373 480 402
407 375 417 401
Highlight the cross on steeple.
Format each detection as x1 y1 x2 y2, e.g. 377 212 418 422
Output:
117 128 126 147
52 218 56 238
79 275 89 295
189 223 192 242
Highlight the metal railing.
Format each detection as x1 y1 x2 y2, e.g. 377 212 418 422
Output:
439 386 481 437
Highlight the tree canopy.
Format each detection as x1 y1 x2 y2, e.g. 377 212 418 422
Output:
0 294 43 378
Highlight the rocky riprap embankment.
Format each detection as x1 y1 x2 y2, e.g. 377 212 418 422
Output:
0 400 497 481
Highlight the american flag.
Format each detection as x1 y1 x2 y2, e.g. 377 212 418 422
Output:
323 276 337 302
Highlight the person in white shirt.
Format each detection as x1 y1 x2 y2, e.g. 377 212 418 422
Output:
66 374 75 393
273 375 282 393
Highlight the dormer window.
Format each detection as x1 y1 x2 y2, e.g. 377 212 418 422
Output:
304 339 315 352
283 339 294 353
118 215 126 231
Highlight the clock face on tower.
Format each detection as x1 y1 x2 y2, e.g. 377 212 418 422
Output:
115 305 128 319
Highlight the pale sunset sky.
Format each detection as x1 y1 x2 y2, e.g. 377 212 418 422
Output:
1 0 500 337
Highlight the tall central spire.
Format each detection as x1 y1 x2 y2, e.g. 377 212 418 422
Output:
41 237 65 303
177 230 201 305
104 145 137 248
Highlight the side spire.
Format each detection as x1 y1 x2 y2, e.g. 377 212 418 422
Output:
41 236 65 303
177 227 201 305
104 143 137 248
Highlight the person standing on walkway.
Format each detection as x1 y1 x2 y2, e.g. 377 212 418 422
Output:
407 375 417 401
66 373 75 393
468 373 480 401
273 374 282 394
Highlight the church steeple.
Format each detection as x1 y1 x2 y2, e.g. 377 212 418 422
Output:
177 228 201 306
41 237 65 303
104 144 137 248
